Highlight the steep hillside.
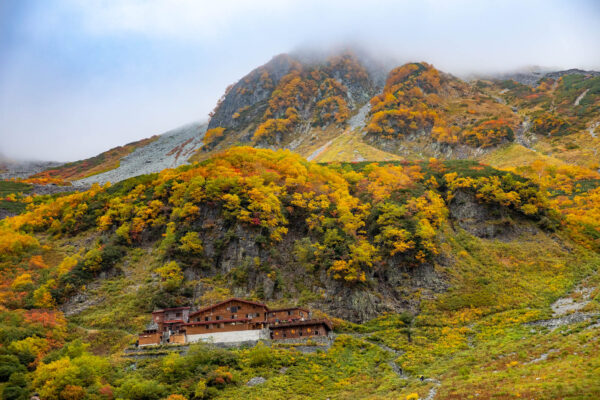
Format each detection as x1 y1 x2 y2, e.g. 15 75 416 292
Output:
0 158 63 181
192 52 391 162
196 54 600 171
2 148 600 399
31 136 160 182
480 70 600 169
363 62 520 158
194 55 526 164
73 123 207 186
24 123 207 186
18 57 598 189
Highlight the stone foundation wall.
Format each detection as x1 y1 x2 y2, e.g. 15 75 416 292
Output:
187 328 269 344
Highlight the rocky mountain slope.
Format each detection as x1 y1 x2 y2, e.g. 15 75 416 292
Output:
73 122 207 186
0 158 63 180
11 53 599 189
3 123 207 186
196 53 600 169
2 51 600 400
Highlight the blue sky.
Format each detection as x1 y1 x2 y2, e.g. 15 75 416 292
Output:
1 0 599 161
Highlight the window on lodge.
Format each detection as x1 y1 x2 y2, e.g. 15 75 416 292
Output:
205 316 209 321
216 316 222 320
230 306 238 312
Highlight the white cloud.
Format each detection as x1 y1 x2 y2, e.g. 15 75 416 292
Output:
62 0 290 40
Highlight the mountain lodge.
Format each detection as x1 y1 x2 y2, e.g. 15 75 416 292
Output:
138 298 332 346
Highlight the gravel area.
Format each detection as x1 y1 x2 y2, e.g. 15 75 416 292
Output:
74 122 207 186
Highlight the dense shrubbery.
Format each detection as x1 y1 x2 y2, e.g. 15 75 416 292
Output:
2 148 562 294
203 127 226 148
367 63 517 149
252 53 370 144
460 119 515 148
0 146 599 399
531 113 571 136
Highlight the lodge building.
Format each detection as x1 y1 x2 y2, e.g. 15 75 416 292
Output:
138 298 332 346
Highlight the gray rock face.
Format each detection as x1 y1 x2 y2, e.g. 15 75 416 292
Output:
206 52 382 149
208 54 295 131
448 189 531 240
183 200 448 323
74 122 207 186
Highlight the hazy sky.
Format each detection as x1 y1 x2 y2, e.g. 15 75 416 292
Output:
1 0 599 161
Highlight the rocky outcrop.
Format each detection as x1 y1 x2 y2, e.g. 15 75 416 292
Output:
204 52 383 151
207 54 296 131
448 189 538 240
171 201 449 323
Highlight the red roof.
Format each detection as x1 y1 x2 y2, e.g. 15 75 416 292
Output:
152 306 190 314
269 307 309 313
269 319 333 331
183 317 251 326
189 298 268 317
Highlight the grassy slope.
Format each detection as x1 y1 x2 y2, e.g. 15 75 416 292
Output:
47 214 599 399
0 181 32 214
21 161 595 398
310 129 402 163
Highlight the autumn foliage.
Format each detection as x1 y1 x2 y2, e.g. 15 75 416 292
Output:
367 62 517 149
460 119 515 148
252 53 370 144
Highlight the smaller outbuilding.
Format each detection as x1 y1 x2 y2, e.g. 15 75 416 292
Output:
269 319 333 340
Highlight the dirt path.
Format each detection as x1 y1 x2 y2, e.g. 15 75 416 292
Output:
343 332 442 397
588 122 598 139
574 89 590 106
306 138 335 161
423 379 441 400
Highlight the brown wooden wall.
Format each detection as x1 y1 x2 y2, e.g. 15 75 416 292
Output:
267 309 307 322
190 301 267 323
139 332 161 346
169 333 186 344
270 324 327 339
